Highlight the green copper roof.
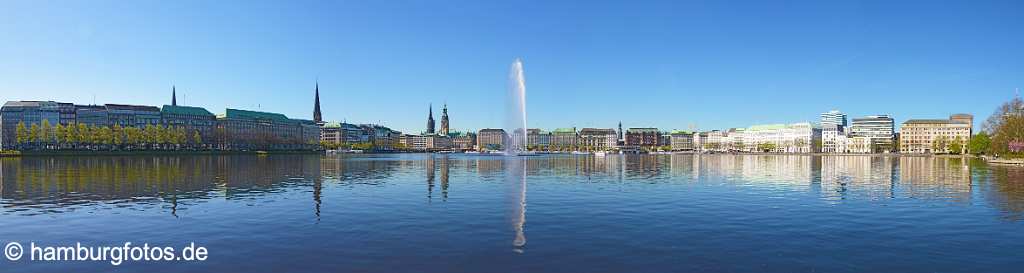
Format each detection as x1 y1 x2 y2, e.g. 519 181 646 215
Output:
162 105 214 116
223 108 292 122
670 130 693 135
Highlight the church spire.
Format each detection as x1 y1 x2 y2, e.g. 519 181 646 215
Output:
426 104 436 134
171 85 177 106
313 82 323 124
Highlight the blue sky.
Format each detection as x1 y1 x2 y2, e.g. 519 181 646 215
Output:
1 0 1021 133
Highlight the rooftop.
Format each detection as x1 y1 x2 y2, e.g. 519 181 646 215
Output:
903 119 971 125
222 108 293 123
105 104 161 112
161 105 214 116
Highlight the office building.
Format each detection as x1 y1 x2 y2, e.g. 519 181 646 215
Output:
578 128 617 151
477 128 506 151
899 114 973 154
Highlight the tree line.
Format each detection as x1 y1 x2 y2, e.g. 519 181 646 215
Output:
14 120 203 151
969 96 1023 158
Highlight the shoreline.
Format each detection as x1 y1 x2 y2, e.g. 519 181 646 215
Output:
6 150 320 157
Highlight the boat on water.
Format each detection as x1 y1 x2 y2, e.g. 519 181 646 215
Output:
594 151 607 157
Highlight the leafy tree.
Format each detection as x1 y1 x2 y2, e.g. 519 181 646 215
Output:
144 124 158 149
193 130 202 148
757 143 777 152
54 123 66 148
76 124 89 148
15 122 28 147
969 132 991 155
948 136 964 155
40 119 52 147
111 124 124 148
932 136 948 153
991 115 1024 158
29 123 40 145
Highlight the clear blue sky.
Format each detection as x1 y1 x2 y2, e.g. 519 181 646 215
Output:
1 0 1021 133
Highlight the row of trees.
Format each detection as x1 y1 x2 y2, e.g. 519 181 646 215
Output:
320 141 376 151
14 120 202 151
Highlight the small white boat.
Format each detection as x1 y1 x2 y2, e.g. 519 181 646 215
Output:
594 151 607 157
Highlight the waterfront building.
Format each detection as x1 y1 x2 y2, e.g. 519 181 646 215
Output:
215 108 319 150
1 101 65 149
670 130 695 151
477 128 506 151
550 128 578 150
320 122 366 145
693 132 707 152
578 128 617 151
850 115 895 153
821 110 848 127
400 134 449 152
700 130 726 152
440 104 450 136
161 105 216 144
821 124 847 153
527 129 550 150
449 131 476 151
659 131 672 148
724 128 746 152
362 124 401 152
899 114 973 154
743 123 821 153
426 104 436 135
625 128 659 152
74 105 108 126
106 104 162 128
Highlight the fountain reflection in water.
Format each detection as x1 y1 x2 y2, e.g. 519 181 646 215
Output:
507 157 527 253
504 58 528 155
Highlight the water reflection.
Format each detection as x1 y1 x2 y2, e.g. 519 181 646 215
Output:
2 154 1023 221
507 157 527 253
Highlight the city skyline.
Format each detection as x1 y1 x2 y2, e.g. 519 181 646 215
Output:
1 0 1022 133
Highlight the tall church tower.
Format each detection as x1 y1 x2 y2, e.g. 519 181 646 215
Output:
171 86 177 106
313 82 323 125
440 104 450 136
426 104 436 134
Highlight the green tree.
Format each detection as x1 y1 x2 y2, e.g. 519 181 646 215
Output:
54 123 66 149
88 125 101 147
111 124 124 148
144 124 157 149
948 136 964 155
969 132 991 155
76 124 89 148
932 136 948 153
124 127 140 149
991 115 1024 158
29 123 40 145
757 143 777 152
15 122 28 147
98 126 113 147
40 119 52 148
193 130 202 148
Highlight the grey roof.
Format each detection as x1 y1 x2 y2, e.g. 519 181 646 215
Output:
105 104 161 112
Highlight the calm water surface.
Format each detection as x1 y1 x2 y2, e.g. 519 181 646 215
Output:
1 154 1023 272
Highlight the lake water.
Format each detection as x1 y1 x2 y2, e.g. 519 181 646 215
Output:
1 154 1022 272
